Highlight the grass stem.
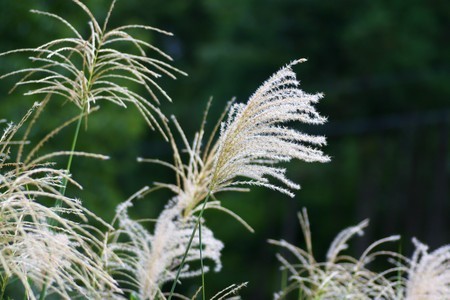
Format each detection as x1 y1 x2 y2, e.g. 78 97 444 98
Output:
41 108 84 299
199 219 205 300
59 110 83 197
0 276 8 300
168 192 211 300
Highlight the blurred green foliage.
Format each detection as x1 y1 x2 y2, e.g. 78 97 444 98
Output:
1 0 449 298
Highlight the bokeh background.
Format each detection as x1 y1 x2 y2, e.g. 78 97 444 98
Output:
1 0 449 298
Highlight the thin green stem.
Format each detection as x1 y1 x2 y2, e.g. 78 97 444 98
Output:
0 275 8 300
168 192 211 300
58 109 83 198
199 219 205 300
281 268 287 292
41 109 83 299
46 109 84 229
38 281 48 300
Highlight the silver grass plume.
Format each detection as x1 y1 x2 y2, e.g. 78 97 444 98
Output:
0 104 119 299
0 0 186 139
210 59 330 198
405 238 450 299
146 59 329 218
104 191 223 299
269 209 403 300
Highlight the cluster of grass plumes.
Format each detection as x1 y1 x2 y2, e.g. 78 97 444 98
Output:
0 103 118 299
103 58 329 298
0 1 186 297
271 209 450 300
1 1 449 300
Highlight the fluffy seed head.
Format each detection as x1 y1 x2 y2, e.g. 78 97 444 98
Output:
210 59 329 198
405 238 450 299
106 199 223 299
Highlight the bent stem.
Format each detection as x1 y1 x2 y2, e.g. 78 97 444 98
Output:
168 192 211 300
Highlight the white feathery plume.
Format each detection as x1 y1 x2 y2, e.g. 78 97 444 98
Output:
405 238 450 299
0 0 186 139
106 199 223 299
210 59 329 198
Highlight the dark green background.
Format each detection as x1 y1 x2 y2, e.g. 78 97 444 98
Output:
1 0 449 298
